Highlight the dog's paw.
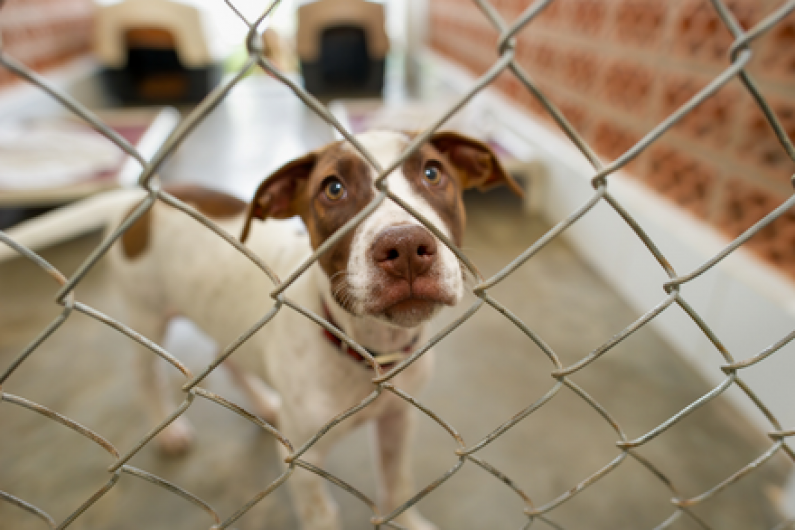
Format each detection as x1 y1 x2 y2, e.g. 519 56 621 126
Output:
156 417 195 456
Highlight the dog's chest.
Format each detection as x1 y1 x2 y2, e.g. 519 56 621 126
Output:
257 283 435 420
149 212 309 336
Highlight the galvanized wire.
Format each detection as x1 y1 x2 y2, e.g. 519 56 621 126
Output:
0 0 794 528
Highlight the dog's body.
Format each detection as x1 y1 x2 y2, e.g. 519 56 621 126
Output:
109 130 519 530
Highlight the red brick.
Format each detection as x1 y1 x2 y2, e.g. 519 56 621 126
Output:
738 98 795 184
556 97 591 136
614 0 668 49
646 144 717 218
0 68 14 86
507 76 528 101
517 39 560 78
673 0 760 66
514 79 558 120
719 178 786 237
507 0 531 18
565 0 608 36
515 34 533 65
718 178 795 277
535 0 566 28
516 81 544 116
659 74 741 149
561 47 601 93
589 120 641 164
518 86 546 117
601 60 655 114
757 8 795 82
492 0 523 20
493 71 515 95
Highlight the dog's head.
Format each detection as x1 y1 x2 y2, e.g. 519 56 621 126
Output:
242 130 522 328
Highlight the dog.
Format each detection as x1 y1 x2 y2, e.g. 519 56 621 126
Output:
109 130 521 530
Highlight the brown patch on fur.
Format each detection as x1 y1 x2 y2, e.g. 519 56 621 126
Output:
241 153 317 243
241 141 376 312
121 185 245 260
399 132 522 247
302 144 375 312
121 200 152 259
166 184 246 218
431 132 523 197
402 142 467 246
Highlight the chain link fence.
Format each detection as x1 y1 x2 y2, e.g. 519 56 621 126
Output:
1 0 794 528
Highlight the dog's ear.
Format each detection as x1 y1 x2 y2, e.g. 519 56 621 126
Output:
431 131 523 198
240 152 317 243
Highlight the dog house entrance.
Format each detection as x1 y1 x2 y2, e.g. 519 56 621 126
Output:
124 28 188 101
320 26 371 88
99 24 221 104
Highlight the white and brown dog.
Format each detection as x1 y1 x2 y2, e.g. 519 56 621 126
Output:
110 130 520 530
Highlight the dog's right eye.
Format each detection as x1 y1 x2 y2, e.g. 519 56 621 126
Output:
323 178 345 201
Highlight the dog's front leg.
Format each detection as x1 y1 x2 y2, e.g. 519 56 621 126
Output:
279 419 342 530
133 313 194 455
223 357 281 426
375 406 438 530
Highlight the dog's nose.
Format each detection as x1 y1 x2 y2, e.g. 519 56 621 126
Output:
372 225 438 281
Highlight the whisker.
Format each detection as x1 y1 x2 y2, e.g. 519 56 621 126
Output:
458 257 479 288
329 269 350 283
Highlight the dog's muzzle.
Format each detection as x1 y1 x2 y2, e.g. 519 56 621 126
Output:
367 225 456 327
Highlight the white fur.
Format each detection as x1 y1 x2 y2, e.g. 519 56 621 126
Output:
108 131 463 530
346 132 464 318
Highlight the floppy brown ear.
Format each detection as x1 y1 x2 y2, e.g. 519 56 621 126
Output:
240 152 317 243
431 131 523 198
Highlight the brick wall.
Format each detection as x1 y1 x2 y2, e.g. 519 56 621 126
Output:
429 0 795 278
0 0 94 87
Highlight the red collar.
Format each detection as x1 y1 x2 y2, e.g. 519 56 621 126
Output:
322 304 418 370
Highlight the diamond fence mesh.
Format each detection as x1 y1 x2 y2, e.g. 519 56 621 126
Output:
1 0 794 528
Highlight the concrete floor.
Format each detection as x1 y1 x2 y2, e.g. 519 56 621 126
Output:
0 191 791 530
0 75 792 529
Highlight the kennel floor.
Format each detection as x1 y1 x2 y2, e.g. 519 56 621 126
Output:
0 191 789 529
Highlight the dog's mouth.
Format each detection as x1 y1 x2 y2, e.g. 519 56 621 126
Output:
366 277 457 327
381 297 440 328
329 275 456 328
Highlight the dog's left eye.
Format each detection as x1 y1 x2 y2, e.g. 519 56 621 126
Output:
323 178 345 201
423 163 443 186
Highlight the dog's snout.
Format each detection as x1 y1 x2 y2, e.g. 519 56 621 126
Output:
372 225 438 281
